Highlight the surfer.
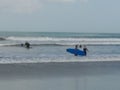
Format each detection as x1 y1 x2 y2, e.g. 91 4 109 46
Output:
75 45 78 49
75 45 78 56
83 45 88 56
79 45 82 49
25 41 30 49
79 45 82 48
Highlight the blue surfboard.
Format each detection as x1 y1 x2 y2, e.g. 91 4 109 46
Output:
66 48 85 56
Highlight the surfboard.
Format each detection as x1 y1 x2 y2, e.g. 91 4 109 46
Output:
66 48 85 56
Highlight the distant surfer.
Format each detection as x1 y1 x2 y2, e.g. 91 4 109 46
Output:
66 45 88 56
79 45 82 49
75 45 78 49
83 45 88 56
25 41 30 49
75 45 78 56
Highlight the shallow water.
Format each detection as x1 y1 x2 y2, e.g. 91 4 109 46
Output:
0 45 120 63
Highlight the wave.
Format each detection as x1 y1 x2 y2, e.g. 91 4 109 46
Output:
0 42 120 47
0 37 6 41
0 57 120 64
6 36 120 42
0 36 119 46
0 43 67 47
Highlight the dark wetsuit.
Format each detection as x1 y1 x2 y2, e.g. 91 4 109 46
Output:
25 42 30 49
75 45 78 56
83 48 88 56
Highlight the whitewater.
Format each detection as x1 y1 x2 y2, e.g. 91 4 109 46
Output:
1 32 120 90
0 32 120 64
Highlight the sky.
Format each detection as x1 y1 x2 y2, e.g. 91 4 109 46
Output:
0 0 120 33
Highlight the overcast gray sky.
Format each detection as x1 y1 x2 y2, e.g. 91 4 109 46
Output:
0 0 120 33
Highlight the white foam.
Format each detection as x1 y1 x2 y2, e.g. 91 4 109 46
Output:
6 36 120 45
7 36 120 41
0 57 120 64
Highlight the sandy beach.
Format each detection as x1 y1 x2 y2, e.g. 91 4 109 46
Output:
0 61 120 90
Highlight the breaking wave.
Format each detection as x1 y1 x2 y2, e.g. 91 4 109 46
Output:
6 36 120 42
0 36 118 46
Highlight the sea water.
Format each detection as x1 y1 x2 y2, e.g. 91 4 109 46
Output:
0 32 120 90
0 32 120 63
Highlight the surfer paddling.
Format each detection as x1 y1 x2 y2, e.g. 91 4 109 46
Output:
25 41 30 49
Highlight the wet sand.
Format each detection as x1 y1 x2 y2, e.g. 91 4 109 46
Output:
0 61 120 90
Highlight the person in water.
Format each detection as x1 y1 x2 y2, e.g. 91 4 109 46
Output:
79 45 82 49
83 45 88 56
75 45 78 56
25 41 30 49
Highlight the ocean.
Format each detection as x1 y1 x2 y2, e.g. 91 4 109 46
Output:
0 31 120 63
0 32 120 90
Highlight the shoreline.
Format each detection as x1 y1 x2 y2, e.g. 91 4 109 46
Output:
0 61 120 79
0 58 120 64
